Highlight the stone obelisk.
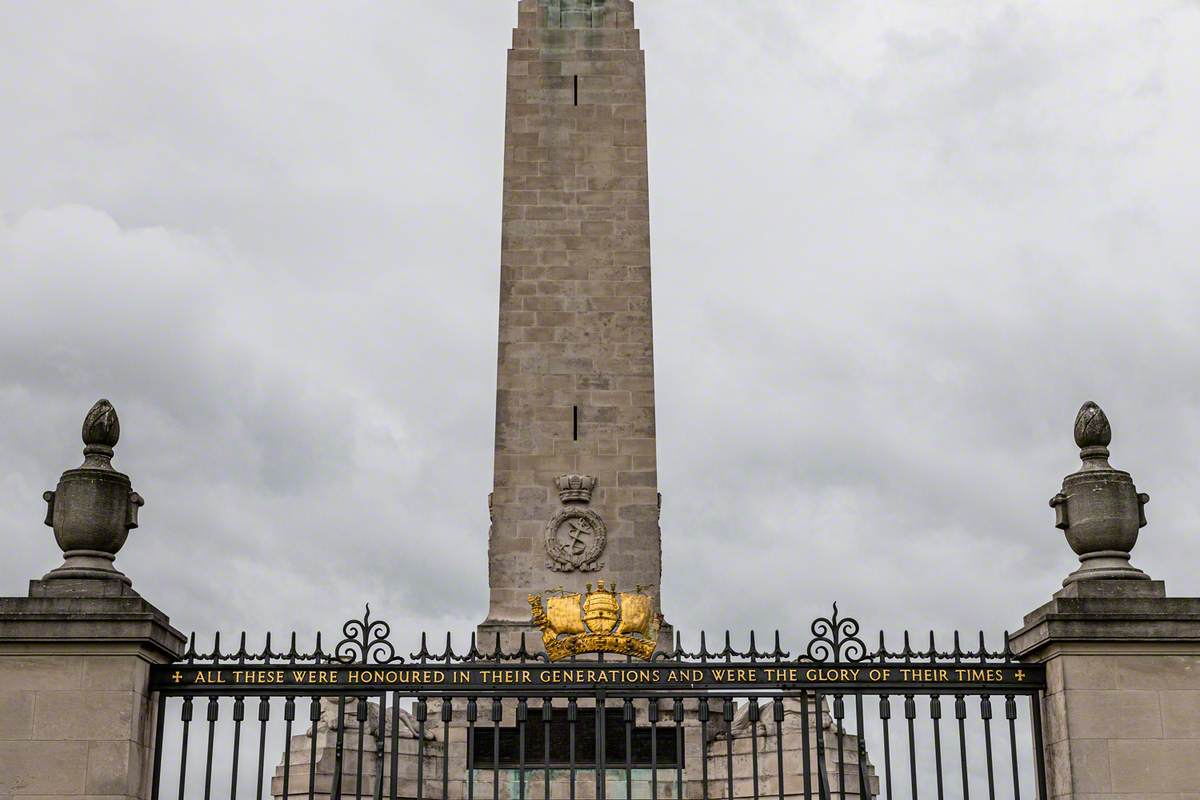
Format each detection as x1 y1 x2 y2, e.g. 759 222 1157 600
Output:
479 0 666 649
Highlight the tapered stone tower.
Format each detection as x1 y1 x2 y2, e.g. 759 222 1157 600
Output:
479 0 666 649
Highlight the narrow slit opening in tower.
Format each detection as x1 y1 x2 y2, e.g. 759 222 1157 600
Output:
573 75 579 106
573 405 579 440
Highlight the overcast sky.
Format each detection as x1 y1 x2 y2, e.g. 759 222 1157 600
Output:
2 1 1198 657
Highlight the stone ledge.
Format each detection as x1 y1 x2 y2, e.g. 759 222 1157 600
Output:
0 591 185 662
1011 580 1200 660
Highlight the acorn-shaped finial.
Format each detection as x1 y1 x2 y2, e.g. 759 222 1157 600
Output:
1073 401 1111 449
80 399 120 469
83 399 120 448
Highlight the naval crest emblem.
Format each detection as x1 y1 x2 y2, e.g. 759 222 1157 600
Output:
529 580 662 661
544 507 606 572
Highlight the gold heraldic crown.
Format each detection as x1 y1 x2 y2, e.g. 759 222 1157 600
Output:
529 580 661 661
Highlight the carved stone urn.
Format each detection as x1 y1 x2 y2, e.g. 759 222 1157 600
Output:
41 399 144 585
1049 401 1150 585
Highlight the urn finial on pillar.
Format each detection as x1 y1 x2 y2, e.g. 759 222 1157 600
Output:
1049 401 1150 585
41 399 144 586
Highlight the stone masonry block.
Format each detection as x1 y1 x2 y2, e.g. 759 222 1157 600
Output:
1064 690 1162 739
0 691 34 738
82 655 150 695
1115 654 1200 690
33 690 137 741
1110 738 1200 792
85 738 141 796
1160 690 1200 737
0 740 89 794
0 655 84 691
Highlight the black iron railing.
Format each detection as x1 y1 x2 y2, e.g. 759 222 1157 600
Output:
149 605 1048 800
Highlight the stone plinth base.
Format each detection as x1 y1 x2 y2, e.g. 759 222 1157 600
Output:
0 578 185 799
1012 579 1200 799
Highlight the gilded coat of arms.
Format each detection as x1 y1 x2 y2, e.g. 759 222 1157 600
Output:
529 580 661 661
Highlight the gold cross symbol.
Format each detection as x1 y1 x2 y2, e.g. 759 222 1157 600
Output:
171 671 183 684
1014 670 1026 681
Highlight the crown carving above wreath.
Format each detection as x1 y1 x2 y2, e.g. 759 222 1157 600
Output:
555 474 596 504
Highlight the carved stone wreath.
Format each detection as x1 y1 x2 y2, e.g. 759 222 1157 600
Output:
544 507 606 572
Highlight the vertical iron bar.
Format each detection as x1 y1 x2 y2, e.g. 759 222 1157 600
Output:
1005 696 1021 800
492 698 502 800
800 692 813 800
833 695 845 800
814 692 829 800
724 697 735 800
544 699 552 800
177 696 192 800
332 696 347 800
356 697 369 800
879 696 894 800
649 699 660 800
597 693 607 800
674 698 684 800
467 698 477 800
700 698 710 800
749 699 761 800
415 697 427 800
308 697 321 800
376 693 387 800
151 693 166 800
255 697 270 800
231 696 245 800
203 696 218 800
624 698 634 800
930 696 944 800
569 697 578 800
955 696 969 800
1030 694 1048 800
283 696 296 800
444 699 453 800
854 694 868 800
774 697 786 800
391 694 402 800
981 696 995 800
904 695 917 800
518 697 528 800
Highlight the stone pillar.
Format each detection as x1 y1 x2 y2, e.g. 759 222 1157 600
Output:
1011 401 1200 799
0 400 185 799
483 0 668 650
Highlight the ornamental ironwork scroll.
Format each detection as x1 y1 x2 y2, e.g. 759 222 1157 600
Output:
334 605 400 665
805 602 868 663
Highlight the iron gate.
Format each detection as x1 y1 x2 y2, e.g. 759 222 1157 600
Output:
149 605 1048 800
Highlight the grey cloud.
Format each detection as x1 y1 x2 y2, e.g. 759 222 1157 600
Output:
2 1 1198 657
